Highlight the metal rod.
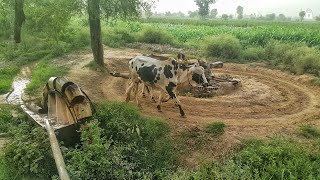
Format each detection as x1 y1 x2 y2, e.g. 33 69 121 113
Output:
44 119 70 180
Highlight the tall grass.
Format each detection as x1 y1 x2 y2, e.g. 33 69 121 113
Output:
25 60 68 94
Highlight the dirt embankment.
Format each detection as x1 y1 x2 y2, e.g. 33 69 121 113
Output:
62 48 320 167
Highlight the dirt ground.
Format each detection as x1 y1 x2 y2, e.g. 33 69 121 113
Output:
63 47 320 167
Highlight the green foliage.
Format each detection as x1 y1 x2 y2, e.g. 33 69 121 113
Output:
66 121 136 180
205 122 226 136
102 27 135 47
138 27 175 45
0 105 20 133
25 60 68 94
25 0 81 40
4 122 57 178
265 41 320 76
170 161 253 180
300 125 320 139
0 156 16 180
241 47 265 61
66 102 177 179
0 0 13 39
194 0 216 18
171 137 320 179
0 65 20 94
233 138 320 179
204 35 241 59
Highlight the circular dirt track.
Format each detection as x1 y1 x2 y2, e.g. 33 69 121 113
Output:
66 48 320 135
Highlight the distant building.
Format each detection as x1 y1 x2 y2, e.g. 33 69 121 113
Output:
305 8 313 20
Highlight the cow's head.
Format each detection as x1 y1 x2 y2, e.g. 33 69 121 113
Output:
185 63 208 87
198 59 214 80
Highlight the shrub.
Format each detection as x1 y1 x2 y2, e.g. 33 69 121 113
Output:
67 102 177 179
241 47 265 60
204 35 241 59
205 122 226 136
138 27 174 45
300 125 320 138
4 123 57 178
102 27 135 48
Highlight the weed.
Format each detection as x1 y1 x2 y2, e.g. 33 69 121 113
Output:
25 60 68 94
206 122 226 137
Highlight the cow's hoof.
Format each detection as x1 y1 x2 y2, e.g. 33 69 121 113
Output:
158 109 162 112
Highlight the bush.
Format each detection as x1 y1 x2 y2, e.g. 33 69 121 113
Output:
241 47 265 60
204 35 241 59
4 123 57 178
66 102 177 179
102 27 135 48
205 122 226 137
0 65 20 94
138 27 174 45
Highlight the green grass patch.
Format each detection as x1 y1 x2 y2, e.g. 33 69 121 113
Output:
171 137 320 179
300 125 320 139
25 60 68 94
137 26 176 45
205 122 226 137
0 65 20 94
204 35 241 60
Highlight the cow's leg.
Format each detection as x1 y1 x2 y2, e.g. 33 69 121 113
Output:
134 82 141 107
149 87 156 102
156 91 165 112
125 80 136 102
166 84 185 117
142 84 147 98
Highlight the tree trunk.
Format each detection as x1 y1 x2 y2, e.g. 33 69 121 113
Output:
14 0 25 43
87 0 104 66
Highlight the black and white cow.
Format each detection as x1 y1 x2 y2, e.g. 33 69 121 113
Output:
125 56 208 117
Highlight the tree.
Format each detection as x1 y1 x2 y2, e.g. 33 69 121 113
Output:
14 0 25 43
87 0 156 66
188 10 199 18
210 8 218 18
299 11 306 21
221 14 228 20
265 13 276 20
278 14 286 21
236 5 243 19
87 0 104 66
194 0 216 18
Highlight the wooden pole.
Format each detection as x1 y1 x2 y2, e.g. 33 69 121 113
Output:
44 119 70 180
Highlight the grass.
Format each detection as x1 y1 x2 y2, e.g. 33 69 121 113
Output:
25 59 68 94
311 78 320 86
300 125 320 139
205 122 226 137
171 137 320 179
0 65 20 94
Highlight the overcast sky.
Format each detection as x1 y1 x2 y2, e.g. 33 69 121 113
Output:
154 0 320 17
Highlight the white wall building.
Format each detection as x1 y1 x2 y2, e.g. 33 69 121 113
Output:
305 8 313 20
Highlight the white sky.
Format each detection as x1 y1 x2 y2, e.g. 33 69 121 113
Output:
154 0 320 17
